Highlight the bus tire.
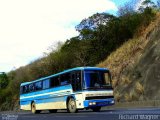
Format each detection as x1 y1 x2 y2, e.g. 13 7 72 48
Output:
92 107 101 112
49 110 57 113
67 98 78 113
31 102 41 114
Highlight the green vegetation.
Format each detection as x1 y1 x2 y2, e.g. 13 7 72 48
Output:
0 0 160 110
0 72 8 89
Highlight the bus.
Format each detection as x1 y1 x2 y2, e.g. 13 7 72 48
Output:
20 67 114 113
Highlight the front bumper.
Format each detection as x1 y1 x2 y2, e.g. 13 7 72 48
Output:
83 98 115 108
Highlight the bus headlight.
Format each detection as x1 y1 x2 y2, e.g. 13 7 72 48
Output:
111 100 114 104
92 102 96 105
89 102 93 105
89 102 96 105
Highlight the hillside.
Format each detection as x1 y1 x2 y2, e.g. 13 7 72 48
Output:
98 13 160 102
0 1 159 111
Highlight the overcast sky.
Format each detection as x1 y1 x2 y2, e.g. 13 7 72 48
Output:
0 0 156 72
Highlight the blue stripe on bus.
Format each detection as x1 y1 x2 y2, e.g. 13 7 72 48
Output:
20 85 73 105
20 101 31 105
20 93 71 102
35 96 68 104
20 96 68 105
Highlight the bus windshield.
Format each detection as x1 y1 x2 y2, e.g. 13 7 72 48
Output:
84 70 112 89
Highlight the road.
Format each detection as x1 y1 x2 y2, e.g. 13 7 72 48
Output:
0 108 160 120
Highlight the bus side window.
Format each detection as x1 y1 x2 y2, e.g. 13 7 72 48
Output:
43 79 50 89
60 73 71 85
23 85 29 93
50 76 60 88
29 84 35 92
35 81 42 91
20 86 23 94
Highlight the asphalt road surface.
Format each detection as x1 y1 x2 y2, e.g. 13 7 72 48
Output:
0 108 160 120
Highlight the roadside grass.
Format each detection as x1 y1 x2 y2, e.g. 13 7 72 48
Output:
121 76 131 86
135 81 144 95
114 92 121 102
98 37 148 88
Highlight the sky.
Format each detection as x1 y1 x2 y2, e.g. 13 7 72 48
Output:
0 0 157 72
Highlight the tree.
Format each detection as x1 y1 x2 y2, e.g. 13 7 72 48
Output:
75 13 115 33
61 37 90 66
0 72 8 89
157 0 160 9
139 0 157 13
142 0 155 7
118 1 136 16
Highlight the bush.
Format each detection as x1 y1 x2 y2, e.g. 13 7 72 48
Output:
135 82 144 95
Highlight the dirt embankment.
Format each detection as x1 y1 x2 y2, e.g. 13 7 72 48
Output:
98 13 160 102
130 21 160 100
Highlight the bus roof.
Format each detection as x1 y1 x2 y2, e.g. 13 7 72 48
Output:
20 67 109 86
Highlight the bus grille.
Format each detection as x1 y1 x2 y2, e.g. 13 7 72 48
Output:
85 96 114 100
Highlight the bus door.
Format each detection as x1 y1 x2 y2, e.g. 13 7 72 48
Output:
71 71 82 92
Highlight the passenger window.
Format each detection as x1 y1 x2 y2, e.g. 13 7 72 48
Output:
20 86 23 94
43 79 50 89
35 81 42 90
50 76 60 87
29 84 35 92
23 85 29 93
60 73 71 85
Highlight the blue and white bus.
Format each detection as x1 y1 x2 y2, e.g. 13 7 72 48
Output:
20 67 114 113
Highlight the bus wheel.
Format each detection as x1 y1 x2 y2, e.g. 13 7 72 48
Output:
49 110 57 113
31 102 41 114
92 107 101 112
67 98 78 113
